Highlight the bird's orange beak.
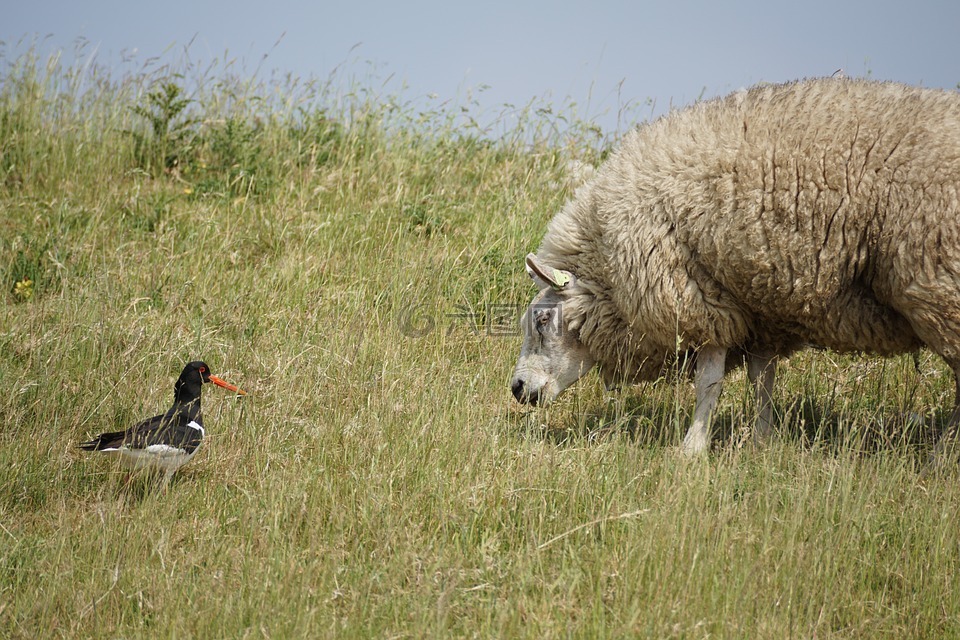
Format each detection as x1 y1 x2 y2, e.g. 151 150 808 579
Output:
209 375 247 395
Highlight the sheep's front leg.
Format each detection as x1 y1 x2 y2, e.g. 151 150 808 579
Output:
747 348 778 444
681 345 727 455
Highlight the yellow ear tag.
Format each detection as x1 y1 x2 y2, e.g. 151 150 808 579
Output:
552 269 571 287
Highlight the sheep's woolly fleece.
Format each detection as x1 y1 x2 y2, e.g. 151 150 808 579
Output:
537 78 960 383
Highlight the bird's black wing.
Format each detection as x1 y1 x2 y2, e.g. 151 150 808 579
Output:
79 412 202 454
78 429 130 451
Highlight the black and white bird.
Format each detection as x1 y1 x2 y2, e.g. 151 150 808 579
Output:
79 361 246 483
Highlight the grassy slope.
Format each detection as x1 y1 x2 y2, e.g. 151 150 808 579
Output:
2 53 959 639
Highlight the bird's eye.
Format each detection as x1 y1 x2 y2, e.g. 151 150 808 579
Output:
199 366 206 373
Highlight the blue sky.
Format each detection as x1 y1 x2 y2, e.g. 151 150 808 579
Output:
5 1 960 134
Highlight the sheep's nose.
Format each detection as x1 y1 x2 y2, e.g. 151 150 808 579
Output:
511 379 539 405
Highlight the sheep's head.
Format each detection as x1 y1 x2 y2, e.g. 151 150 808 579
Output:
510 254 597 406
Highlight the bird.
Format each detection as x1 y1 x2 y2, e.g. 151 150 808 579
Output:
79 360 246 484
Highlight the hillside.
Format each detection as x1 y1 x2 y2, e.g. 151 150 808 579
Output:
2 50 959 639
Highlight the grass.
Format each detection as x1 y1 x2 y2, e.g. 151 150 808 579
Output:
2 45 960 639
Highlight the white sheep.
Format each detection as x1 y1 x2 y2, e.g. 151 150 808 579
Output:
510 78 960 456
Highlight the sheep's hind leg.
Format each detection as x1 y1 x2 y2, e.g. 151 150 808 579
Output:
747 348 779 445
681 345 727 455
929 364 960 467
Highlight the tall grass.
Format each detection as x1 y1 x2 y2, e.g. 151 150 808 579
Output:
1 45 959 639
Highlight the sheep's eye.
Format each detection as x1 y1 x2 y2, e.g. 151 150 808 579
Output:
534 309 552 333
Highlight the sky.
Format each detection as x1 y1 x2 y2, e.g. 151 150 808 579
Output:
4 0 960 136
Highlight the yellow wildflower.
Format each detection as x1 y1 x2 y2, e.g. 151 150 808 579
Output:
14 278 34 301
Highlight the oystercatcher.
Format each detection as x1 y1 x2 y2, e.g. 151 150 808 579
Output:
79 360 246 483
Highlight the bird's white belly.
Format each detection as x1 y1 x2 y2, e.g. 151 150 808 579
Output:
114 444 199 473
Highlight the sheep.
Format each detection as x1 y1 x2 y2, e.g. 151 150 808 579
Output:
510 77 960 456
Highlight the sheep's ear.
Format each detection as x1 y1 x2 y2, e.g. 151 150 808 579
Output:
525 253 575 290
